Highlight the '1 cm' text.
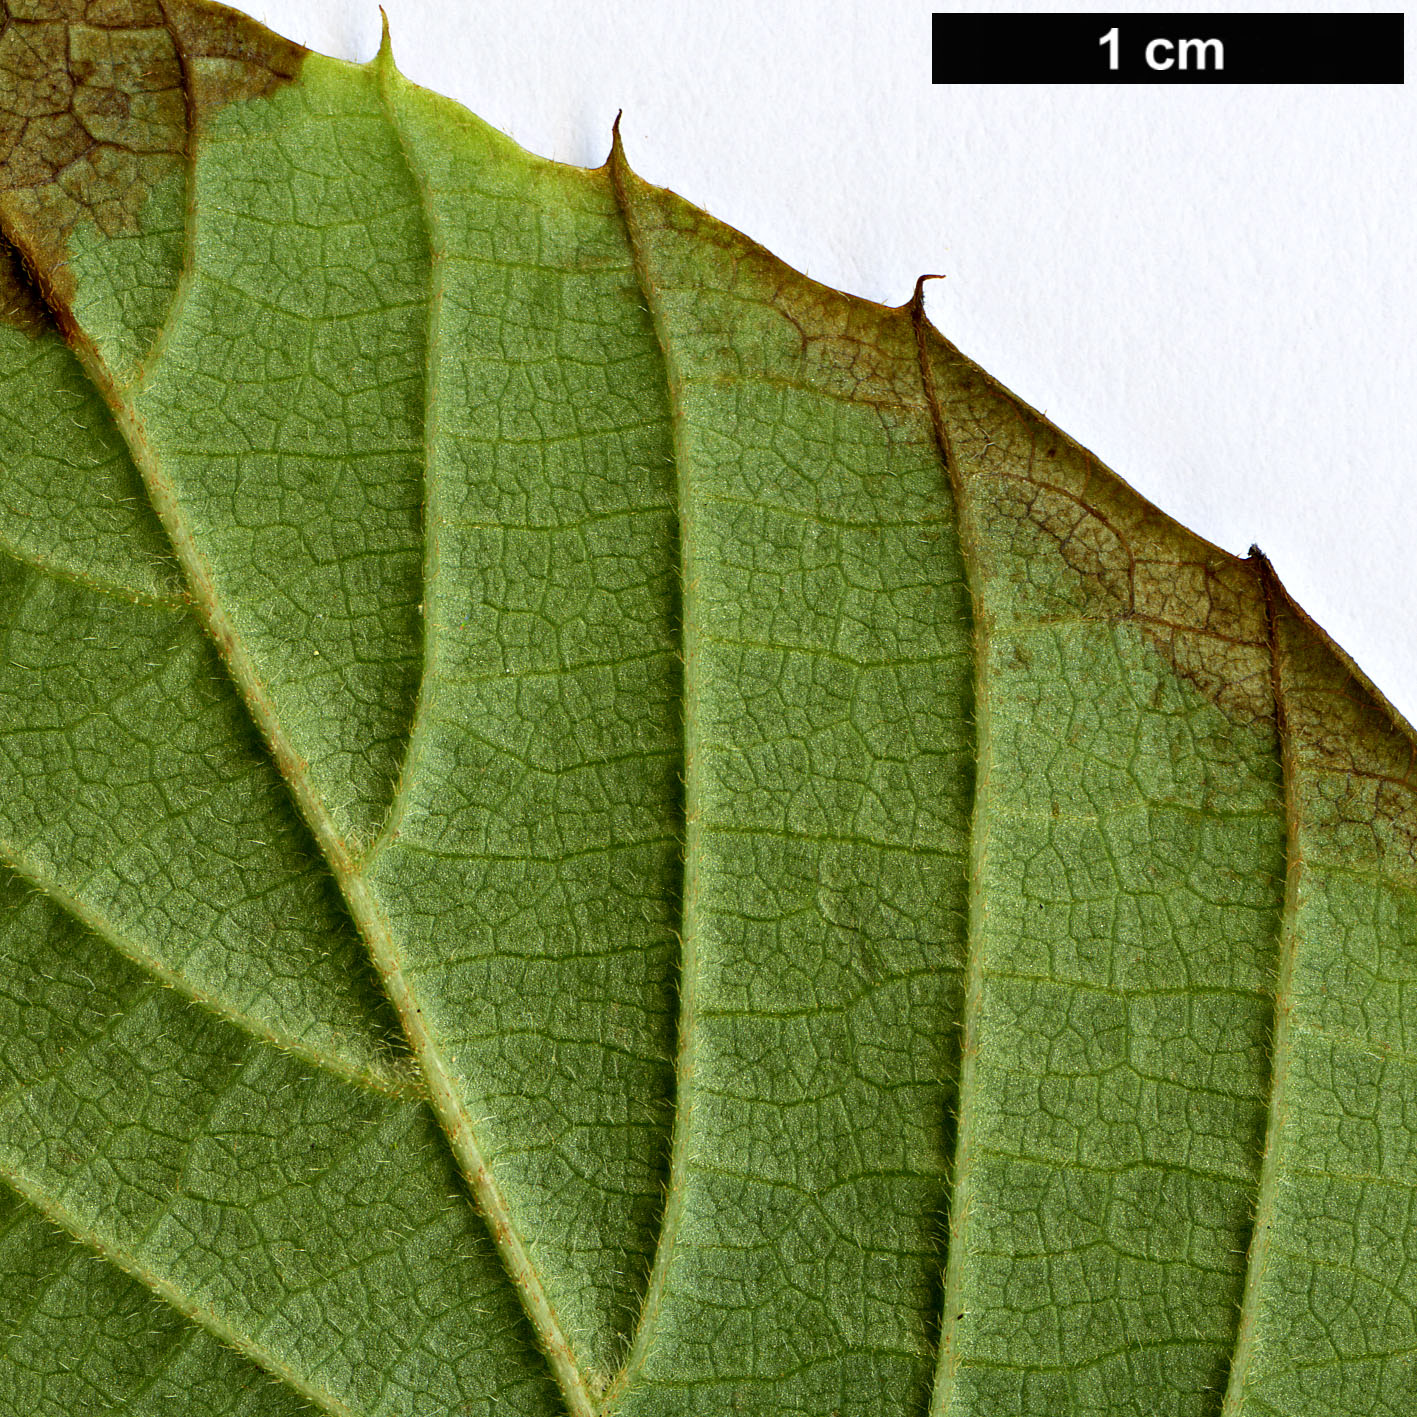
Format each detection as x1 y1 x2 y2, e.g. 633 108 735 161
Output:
1098 27 1225 72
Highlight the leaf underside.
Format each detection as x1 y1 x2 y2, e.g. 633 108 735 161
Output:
0 4 1411 1416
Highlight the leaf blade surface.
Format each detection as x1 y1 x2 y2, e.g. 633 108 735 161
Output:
0 5 1414 1417
919 324 1286 1415
608 144 973 1415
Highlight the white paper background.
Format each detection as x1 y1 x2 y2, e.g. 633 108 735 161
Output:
228 1 1417 719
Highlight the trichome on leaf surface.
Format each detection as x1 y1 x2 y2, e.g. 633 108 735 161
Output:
0 3 1410 1415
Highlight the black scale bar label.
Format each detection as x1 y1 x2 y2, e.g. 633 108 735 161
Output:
932 12 1404 84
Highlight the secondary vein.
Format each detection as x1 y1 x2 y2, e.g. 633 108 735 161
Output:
364 34 443 877
0 1162 358 1417
342 40 599 1417
0 41 598 1417
1218 552 1300 1416
0 843 419 1102
600 126 697 1413
912 290 987 1417
0 536 183 609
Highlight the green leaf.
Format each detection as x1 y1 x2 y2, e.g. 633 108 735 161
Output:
0 5 1411 1415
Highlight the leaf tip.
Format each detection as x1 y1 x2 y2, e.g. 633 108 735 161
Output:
1248 545 1287 626
376 8 396 72
910 272 946 326
607 110 641 191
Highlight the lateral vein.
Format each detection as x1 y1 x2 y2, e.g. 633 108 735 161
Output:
0 537 183 609
0 844 420 1102
912 288 986 1417
600 124 697 1414
0 1166 360 1417
1218 553 1300 1416
0 38 597 1417
359 40 598 1417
